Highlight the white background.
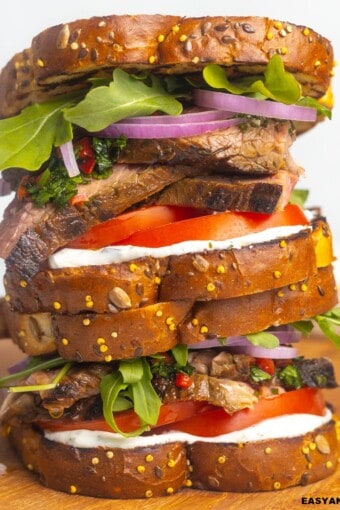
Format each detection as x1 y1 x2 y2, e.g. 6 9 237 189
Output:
0 0 339 290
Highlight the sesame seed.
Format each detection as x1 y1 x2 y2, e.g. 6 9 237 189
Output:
82 318 90 326
314 60 321 67
104 355 112 362
168 323 176 331
279 240 287 248
300 283 308 292
53 301 62 310
129 263 138 273
265 447 272 454
100 344 108 353
217 265 226 274
37 58 45 67
91 457 99 465
166 487 174 494
309 442 317 451
286 25 293 33
277 291 284 298
303 27 310 36
27 463 33 471
145 454 153 462
273 21 283 30
273 270 282 279
85 295 92 302
19 280 27 288
279 29 287 37
70 485 77 494
207 282 216 292
166 317 174 325
217 455 226 464
149 55 156 64
158 34 165 42
191 318 199 326
70 42 79 50
111 331 118 338
106 451 114 458
97 337 106 345
86 300 94 308
302 445 310 455
137 465 145 473
145 490 153 498
266 31 274 41
98 20 106 27
154 276 161 284
289 284 297 291
273 481 281 490
61 338 69 346
167 459 176 467
280 47 288 55
185 479 192 487
4 295 10 302
172 25 180 33
179 34 188 42
200 325 209 334
325 461 333 469
191 56 200 64
155 310 163 317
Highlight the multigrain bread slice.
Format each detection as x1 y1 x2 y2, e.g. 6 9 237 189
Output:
6 418 339 498
0 15 334 118
3 228 318 314
2 263 336 360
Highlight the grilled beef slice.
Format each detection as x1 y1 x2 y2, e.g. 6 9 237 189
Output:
0 164 199 280
117 121 301 175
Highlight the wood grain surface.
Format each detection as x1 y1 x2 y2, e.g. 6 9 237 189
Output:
0 335 339 510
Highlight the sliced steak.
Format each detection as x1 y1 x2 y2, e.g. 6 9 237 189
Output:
117 121 300 175
0 164 198 279
156 169 298 213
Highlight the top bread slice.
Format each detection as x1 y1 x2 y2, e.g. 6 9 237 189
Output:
0 14 334 118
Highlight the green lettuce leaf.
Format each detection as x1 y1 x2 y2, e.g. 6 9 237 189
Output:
245 331 280 348
0 94 78 171
203 54 301 104
64 69 183 131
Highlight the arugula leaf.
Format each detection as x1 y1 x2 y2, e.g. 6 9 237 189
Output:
0 94 79 171
130 358 161 426
278 365 302 389
289 189 309 208
171 344 188 367
250 366 272 382
65 69 183 131
203 55 302 104
245 331 280 349
9 362 71 393
298 96 332 119
100 357 161 437
292 307 340 349
0 355 67 388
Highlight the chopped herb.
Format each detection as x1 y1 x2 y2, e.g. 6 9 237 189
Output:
250 365 272 383
278 364 301 389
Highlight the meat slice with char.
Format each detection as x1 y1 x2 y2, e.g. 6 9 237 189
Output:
117 121 300 175
0 164 199 280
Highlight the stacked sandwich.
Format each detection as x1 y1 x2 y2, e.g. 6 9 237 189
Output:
0 14 339 499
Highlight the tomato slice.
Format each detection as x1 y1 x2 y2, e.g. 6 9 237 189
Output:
67 206 204 249
158 388 326 437
68 204 309 250
37 388 325 437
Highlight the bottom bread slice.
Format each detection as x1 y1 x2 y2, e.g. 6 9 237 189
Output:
7 417 339 499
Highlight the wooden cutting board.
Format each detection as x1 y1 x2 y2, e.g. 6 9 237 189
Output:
0 336 339 510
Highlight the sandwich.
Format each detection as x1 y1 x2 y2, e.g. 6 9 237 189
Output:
0 14 339 499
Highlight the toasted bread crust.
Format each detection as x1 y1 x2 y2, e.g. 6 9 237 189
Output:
7 419 339 498
0 15 333 118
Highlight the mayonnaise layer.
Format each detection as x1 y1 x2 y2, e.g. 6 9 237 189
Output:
49 224 309 268
44 409 331 449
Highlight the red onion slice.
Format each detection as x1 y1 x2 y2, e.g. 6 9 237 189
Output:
96 117 241 139
117 109 233 124
59 141 80 177
194 89 317 122
227 344 298 359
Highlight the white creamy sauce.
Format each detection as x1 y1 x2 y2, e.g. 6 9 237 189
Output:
44 409 331 449
49 224 310 268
